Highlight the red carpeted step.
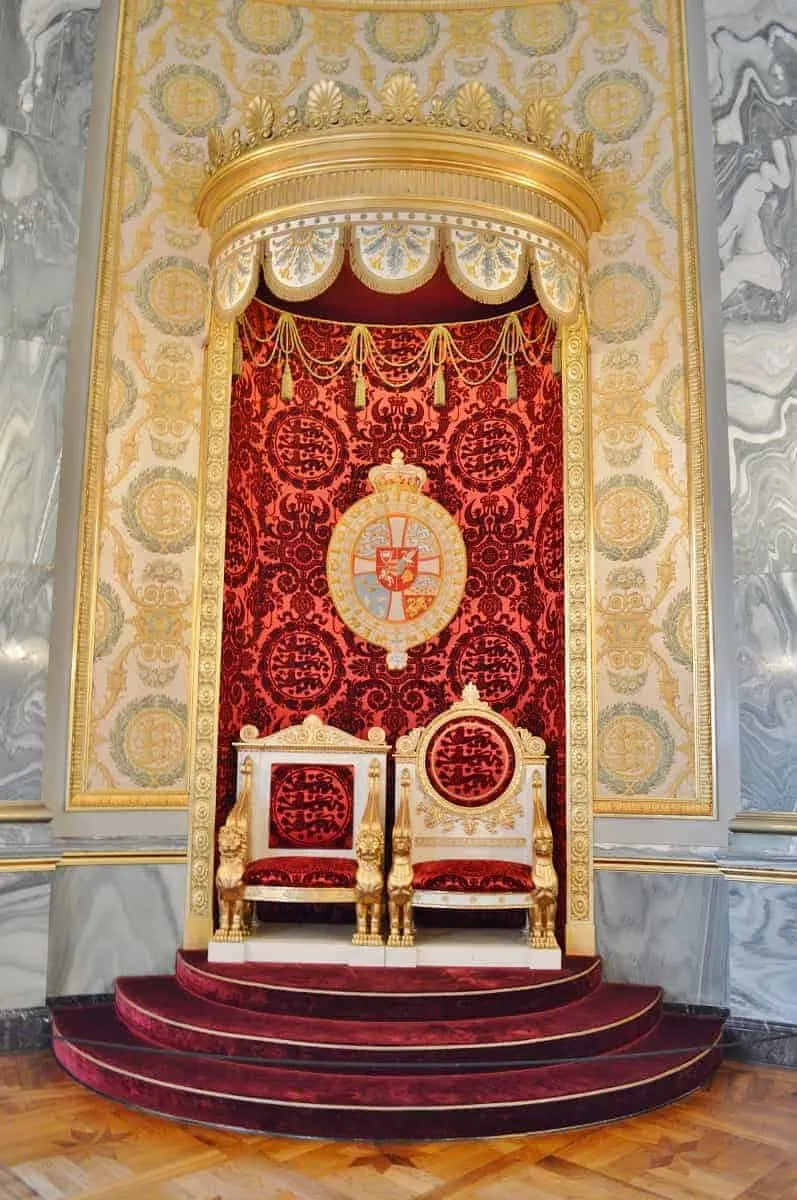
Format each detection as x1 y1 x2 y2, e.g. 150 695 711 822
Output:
116 974 662 1066
52 1004 723 1140
176 950 602 1019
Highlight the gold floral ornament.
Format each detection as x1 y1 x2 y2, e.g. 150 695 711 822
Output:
326 451 467 671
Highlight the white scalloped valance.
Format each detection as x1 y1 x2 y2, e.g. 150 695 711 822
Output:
212 214 586 326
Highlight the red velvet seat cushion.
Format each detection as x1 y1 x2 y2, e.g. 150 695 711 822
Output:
243 855 357 889
412 858 532 893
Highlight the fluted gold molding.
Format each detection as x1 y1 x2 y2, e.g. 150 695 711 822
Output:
199 133 600 270
562 312 595 955
183 311 234 950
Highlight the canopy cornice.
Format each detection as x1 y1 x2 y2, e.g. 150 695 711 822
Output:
195 79 603 325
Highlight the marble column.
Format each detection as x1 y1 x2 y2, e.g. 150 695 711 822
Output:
0 1 99 811
705 1 797 815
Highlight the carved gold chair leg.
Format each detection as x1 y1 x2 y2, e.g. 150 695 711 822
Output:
353 758 387 947
387 766 415 947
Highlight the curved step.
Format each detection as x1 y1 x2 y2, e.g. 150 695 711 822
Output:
116 975 661 1066
176 950 602 1019
52 1005 723 1140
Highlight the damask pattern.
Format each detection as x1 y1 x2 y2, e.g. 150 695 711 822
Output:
217 301 567 861
83 0 705 809
268 763 354 850
425 717 516 808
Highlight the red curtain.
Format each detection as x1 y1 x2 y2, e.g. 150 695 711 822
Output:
219 299 566 873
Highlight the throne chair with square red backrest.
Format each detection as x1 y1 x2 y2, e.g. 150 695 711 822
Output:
210 715 390 963
386 683 560 969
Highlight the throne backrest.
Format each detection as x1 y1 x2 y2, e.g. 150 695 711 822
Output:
394 684 547 867
232 715 389 861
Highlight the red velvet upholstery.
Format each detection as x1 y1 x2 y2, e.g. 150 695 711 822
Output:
244 855 356 889
426 715 516 807
268 763 353 850
412 858 532 893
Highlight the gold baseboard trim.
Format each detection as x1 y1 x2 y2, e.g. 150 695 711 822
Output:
0 851 187 872
69 791 189 810
0 804 53 823
729 811 797 835
595 857 797 885
0 857 59 873
723 869 797 886
594 856 718 876
59 851 188 868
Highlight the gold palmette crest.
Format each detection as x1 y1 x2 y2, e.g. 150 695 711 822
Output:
204 74 598 181
380 72 420 124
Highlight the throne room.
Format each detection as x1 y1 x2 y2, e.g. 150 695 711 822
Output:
0 0 796 1195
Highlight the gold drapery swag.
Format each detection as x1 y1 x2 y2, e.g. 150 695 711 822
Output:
236 300 557 409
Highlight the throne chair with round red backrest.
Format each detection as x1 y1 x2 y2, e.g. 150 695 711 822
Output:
386 683 560 969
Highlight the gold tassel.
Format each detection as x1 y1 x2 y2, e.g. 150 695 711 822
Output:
354 370 366 410
433 366 446 408
232 333 243 377
506 361 517 403
280 358 293 401
552 331 561 376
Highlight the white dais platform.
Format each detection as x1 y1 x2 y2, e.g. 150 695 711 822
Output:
208 925 561 969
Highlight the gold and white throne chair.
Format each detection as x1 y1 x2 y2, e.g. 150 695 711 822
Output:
210 715 390 965
386 684 560 969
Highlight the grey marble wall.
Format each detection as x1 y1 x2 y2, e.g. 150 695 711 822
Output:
0 870 51 1008
595 869 729 1007
47 863 186 996
705 2 797 812
728 879 797 1022
0 0 99 811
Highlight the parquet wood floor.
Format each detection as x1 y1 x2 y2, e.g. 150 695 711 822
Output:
1 1054 796 1199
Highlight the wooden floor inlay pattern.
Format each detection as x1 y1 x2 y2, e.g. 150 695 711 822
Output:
1 1055 796 1198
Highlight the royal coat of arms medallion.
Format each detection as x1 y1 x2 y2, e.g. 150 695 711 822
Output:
326 450 467 669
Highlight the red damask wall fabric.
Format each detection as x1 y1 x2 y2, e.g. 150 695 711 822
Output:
219 299 565 880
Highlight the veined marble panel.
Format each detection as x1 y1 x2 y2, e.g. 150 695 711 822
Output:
595 870 728 1007
0 337 64 565
0 127 85 344
707 6 797 813
0 3 99 146
728 380 797 576
0 567 51 802
48 864 185 996
0 870 51 1008
736 571 797 811
728 879 797 1022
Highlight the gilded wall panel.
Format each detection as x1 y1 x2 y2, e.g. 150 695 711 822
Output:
72 0 712 816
